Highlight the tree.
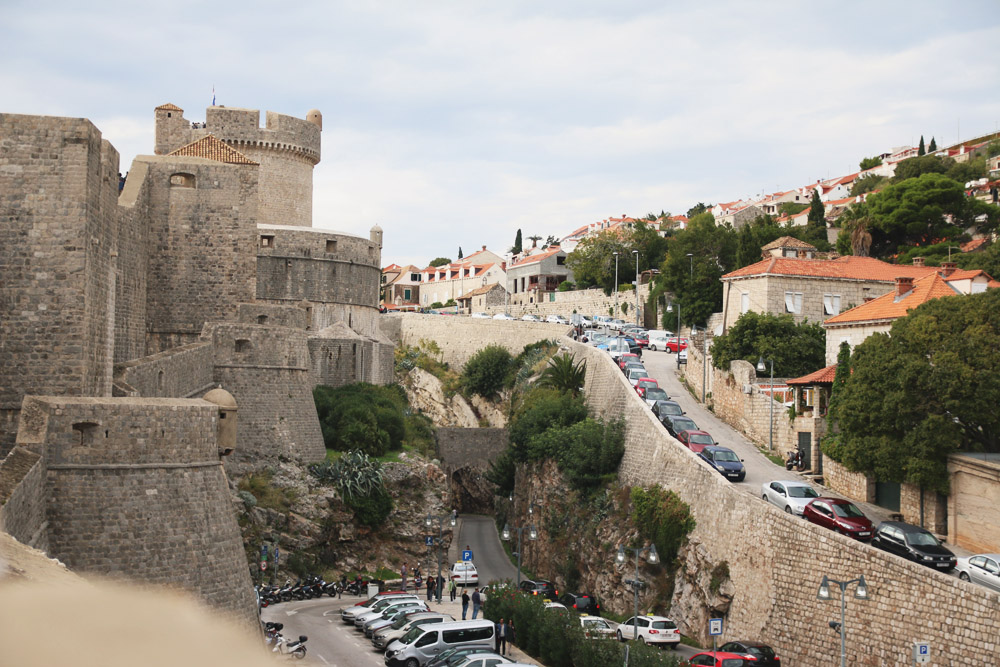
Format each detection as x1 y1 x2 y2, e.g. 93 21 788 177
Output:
777 202 808 217
565 231 626 293
428 257 451 267
850 174 887 196
803 190 828 248
827 341 852 425
538 353 587 396
462 345 514 399
928 137 937 152
945 156 987 184
859 156 883 170
543 235 558 248
686 202 711 218
710 311 826 378
512 229 523 254
527 234 542 248
657 212 736 328
957 241 1000 278
892 155 949 182
826 289 1000 494
734 215 786 269
918 135 926 156
458 247 463 259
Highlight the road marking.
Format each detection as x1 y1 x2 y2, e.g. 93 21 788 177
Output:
285 609 298 615
317 655 329 664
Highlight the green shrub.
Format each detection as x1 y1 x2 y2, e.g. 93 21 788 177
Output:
309 450 384 500
313 383 415 454
557 281 574 291
630 486 696 565
462 345 515 399
345 487 393 527
526 418 625 494
508 387 588 453
237 470 297 512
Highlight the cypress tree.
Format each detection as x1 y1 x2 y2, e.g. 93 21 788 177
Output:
928 137 937 152
513 229 523 254
458 247 463 259
918 135 925 156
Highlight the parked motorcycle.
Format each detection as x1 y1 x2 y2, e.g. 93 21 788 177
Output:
786 449 805 471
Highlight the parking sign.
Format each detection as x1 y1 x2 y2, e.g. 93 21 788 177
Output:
462 550 473 561
709 618 723 636
914 641 930 664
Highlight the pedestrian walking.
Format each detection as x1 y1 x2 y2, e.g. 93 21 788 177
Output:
508 620 516 649
461 590 470 620
494 618 504 653
471 587 482 619
448 578 456 601
426 575 434 601
400 562 407 591
436 574 446 602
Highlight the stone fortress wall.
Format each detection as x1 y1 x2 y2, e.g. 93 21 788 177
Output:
397 318 1000 665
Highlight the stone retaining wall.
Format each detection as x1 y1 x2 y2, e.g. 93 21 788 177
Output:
822 456 875 503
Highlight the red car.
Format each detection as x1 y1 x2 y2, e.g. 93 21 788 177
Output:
688 651 755 666
802 497 874 541
618 353 640 371
633 332 649 348
663 337 688 353
635 378 659 396
677 429 717 453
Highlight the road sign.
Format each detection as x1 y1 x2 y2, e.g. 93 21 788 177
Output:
274 547 279 565
260 561 267 571
914 641 930 664
261 544 268 560
709 618 723 636
462 550 473 561
425 536 434 547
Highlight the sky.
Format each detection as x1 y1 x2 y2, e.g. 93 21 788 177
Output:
3 1 999 268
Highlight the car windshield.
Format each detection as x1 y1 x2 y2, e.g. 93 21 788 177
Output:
646 388 669 401
657 403 682 416
583 619 610 629
690 434 714 445
832 503 865 518
630 371 648 380
906 530 941 547
720 660 747 667
712 449 740 462
748 646 775 658
398 626 423 645
673 418 697 430
651 620 676 629
787 486 819 498
391 615 412 629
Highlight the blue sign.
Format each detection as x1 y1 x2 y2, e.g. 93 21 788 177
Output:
425 536 434 547
709 618 723 636
462 550 473 562
273 547 280 565
261 545 269 561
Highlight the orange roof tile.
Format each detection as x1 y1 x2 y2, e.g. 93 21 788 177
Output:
156 103 183 112
458 282 502 299
761 236 816 252
823 273 960 326
511 247 563 266
168 135 258 165
723 255 939 282
961 238 988 252
787 364 838 385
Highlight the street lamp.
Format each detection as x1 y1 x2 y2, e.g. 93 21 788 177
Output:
632 250 640 326
817 574 869 667
425 512 457 602
613 251 620 317
501 522 537 587
687 253 693 280
666 301 681 368
757 357 775 452
616 543 659 641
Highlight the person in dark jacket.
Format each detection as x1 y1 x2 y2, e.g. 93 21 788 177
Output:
461 590 470 620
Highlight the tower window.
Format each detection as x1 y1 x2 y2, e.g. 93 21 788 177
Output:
326 239 337 253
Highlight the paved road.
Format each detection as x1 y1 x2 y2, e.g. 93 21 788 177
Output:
453 514 518 585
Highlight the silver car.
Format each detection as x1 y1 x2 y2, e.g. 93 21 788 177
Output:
761 480 820 516
955 554 1000 592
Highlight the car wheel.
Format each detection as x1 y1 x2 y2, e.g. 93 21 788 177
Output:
640 636 647 645
960 572 970 582
406 659 420 667
617 630 624 642
762 494 769 503
649 344 656 351
784 506 793 514
669 643 679 650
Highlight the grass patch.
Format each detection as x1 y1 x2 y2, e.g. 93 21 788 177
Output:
237 470 297 512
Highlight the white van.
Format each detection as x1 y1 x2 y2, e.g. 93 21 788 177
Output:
384 619 495 666
647 330 673 351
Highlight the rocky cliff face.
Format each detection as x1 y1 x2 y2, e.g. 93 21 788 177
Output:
400 367 507 429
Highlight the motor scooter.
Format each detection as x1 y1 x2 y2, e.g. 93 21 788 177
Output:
785 449 805 471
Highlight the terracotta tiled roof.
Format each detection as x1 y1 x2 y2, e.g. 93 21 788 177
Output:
823 273 960 326
961 238 988 252
511 247 562 266
723 255 939 282
168 135 258 165
787 364 838 386
458 282 501 299
156 103 183 111
760 236 816 252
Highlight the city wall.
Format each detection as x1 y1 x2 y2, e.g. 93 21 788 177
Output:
497 284 657 325
114 341 215 398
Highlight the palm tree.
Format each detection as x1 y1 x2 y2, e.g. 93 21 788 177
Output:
539 353 587 396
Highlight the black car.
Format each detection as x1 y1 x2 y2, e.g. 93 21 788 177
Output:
652 400 684 419
698 445 746 482
871 521 956 571
519 579 558 599
719 641 781 666
557 592 601 616
662 414 699 437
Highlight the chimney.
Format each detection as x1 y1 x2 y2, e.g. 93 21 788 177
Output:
482 245 486 251
797 250 808 258
912 257 925 267
896 276 914 297
941 261 957 277
863 296 875 302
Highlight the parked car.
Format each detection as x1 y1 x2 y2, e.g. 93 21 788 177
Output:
450 654 517 667
635 378 659 395
871 521 956 571
578 615 615 639
627 367 650 388
543 601 568 612
520 314 541 322
519 579 558 598
677 429 717 453
677 348 688 364
557 592 601 615
615 614 681 648
802 497 874 540
699 445 746 482
643 387 670 407
718 641 782 666
652 400 684 419
688 651 755 666
661 414 699 437
492 313 515 320
761 480 820 516
450 561 479 586
425 647 498 667
632 331 650 348
646 330 674 351
954 554 1000 592
546 314 569 324
623 361 645 376
608 318 627 330
663 337 688 353
618 353 641 371
470 312 491 319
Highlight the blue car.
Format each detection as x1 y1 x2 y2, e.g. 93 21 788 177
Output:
699 445 745 482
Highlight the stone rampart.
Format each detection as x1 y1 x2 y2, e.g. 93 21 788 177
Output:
384 313 571 369
0 447 45 551
114 342 214 398
436 428 508 471
570 339 1000 666
822 456 875 502
9 396 257 629
498 284 657 325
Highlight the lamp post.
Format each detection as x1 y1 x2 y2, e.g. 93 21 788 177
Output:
757 357 775 452
632 250 640 326
425 512 457 602
613 251 620 317
817 574 869 667
687 253 693 280
946 245 961 261
666 301 681 368
501 522 537 587
616 543 659 641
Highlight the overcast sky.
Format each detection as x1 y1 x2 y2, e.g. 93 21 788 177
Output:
3 1 999 267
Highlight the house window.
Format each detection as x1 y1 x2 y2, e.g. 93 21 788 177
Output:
741 292 749 314
804 388 815 407
404 288 411 301
784 291 803 314
260 235 275 248
169 173 195 188
556 256 566 265
823 294 841 315
411 273 420 281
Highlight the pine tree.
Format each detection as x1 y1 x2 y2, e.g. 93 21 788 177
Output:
458 247 463 259
918 135 925 156
512 229 523 254
928 137 937 152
